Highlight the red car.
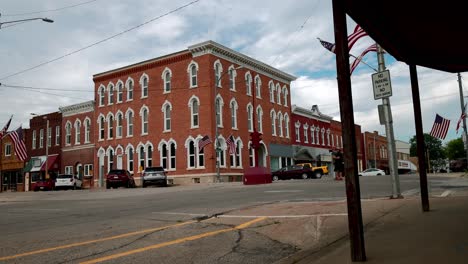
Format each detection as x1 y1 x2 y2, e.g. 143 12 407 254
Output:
106 169 136 189
33 179 55 191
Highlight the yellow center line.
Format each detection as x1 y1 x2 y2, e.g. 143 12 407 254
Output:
0 220 196 261
80 217 267 264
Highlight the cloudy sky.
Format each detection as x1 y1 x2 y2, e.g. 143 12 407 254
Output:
0 0 465 144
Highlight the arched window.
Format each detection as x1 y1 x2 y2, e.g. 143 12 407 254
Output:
283 86 289 106
276 84 282 105
98 85 105 106
311 125 316 144
215 95 224 128
278 112 283 137
256 106 263 133
255 75 261 98
269 82 275 103
107 114 114 139
188 140 196 168
127 145 134 173
284 114 290 138
303 124 309 143
140 74 149 98
295 121 301 142
249 146 255 167
139 146 145 172
126 78 134 101
270 110 276 136
245 72 252 96
316 127 321 145
162 68 172 93
116 112 123 138
228 65 237 91
65 122 72 145
126 109 134 137
216 136 226 168
98 115 105 140
188 96 199 128
327 129 331 146
170 142 176 170
140 106 149 135
75 120 81 144
162 101 172 132
230 99 238 129
214 60 223 87
117 81 123 103
84 118 91 143
108 149 114 172
188 62 198 88
108 83 114 105
147 145 153 167
247 104 253 132
321 128 326 146
161 143 168 169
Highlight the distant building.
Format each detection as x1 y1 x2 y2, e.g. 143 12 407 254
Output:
362 131 388 171
0 131 27 192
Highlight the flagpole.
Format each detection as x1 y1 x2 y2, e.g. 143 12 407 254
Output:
349 54 378 72
457 73 468 164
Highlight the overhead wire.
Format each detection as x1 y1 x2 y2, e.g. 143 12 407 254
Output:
1 0 99 17
0 0 202 81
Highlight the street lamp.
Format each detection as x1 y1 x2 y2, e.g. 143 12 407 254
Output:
214 65 243 183
31 113 49 180
0 16 54 29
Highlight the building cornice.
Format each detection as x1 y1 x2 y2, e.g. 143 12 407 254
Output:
188 40 297 84
292 105 333 123
59 101 95 117
62 144 95 152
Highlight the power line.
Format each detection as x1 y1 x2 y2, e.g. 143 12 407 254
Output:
0 83 92 92
0 0 201 81
1 0 99 17
1 86 91 101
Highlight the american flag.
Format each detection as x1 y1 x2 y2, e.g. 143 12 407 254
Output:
318 24 368 54
0 115 12 139
198 135 212 152
226 134 236 155
350 44 378 74
9 126 27 161
456 104 466 134
430 114 451 140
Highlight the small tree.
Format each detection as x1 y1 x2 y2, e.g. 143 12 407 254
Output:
410 133 446 171
445 137 465 160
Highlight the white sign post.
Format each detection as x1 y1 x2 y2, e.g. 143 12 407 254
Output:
372 70 392 100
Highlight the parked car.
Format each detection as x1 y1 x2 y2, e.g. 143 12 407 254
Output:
106 169 135 189
55 174 82 190
272 165 315 181
33 178 55 191
358 168 386 176
142 167 167 187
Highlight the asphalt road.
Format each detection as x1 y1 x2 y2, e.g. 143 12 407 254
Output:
0 174 467 264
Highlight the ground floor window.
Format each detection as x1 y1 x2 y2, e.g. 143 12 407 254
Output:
65 166 73 175
84 164 93 177
270 156 292 171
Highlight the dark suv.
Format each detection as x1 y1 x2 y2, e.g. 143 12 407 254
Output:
272 165 313 181
142 167 167 187
106 169 135 189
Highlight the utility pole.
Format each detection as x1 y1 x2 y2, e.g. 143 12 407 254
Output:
377 44 402 198
457 73 468 163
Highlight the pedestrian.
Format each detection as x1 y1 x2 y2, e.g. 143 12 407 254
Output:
332 149 344 181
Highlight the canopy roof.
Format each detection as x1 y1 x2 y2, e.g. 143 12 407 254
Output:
344 1 468 73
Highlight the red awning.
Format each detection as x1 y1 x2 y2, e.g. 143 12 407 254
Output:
40 154 60 171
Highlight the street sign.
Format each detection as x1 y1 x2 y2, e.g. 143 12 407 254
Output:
372 70 392 100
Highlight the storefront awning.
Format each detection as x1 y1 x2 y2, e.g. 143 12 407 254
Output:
40 154 60 171
28 154 60 172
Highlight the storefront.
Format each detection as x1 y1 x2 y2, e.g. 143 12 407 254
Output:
24 154 60 190
293 145 333 172
269 144 294 172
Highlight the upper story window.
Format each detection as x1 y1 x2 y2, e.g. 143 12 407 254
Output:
140 73 149 98
245 72 252 96
284 114 290 138
39 129 44 148
84 118 91 143
276 84 282 105
215 95 224 128
162 101 172 132
283 86 289 106
255 75 262 98
126 78 134 101
4 144 11 156
107 113 114 139
32 130 36 149
117 81 124 103
295 121 301 142
140 106 149 135
278 112 283 137
187 61 199 88
230 99 238 129
214 60 223 87
303 124 309 143
116 112 123 138
55 126 60 145
126 109 134 137
162 68 172 93
270 110 276 136
256 106 263 133
47 127 52 147
98 115 105 141
269 82 275 103
108 83 114 105
228 65 237 91
247 104 253 132
65 122 72 145
98 85 105 107
188 96 200 128
75 120 81 144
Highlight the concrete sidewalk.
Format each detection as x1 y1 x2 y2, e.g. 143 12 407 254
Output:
278 196 468 264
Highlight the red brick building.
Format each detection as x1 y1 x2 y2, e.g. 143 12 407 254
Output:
92 41 296 185
59 101 95 188
291 105 363 174
362 131 388 172
24 112 62 187
1 132 26 192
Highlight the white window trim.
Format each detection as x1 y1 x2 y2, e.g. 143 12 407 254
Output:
276 84 282 105
4 143 11 156
278 112 284 138
282 86 289 107
247 103 253 132
245 72 252 96
116 112 123 139
269 81 275 103
256 106 263 133
228 65 237 91
270 110 276 136
295 121 301 142
126 78 134 102
116 80 124 103
107 113 114 140
187 61 199 88
65 122 71 146
254 75 262 99
140 73 149 99
126 108 134 138
214 59 223 88
161 100 172 132
97 114 105 142
303 124 309 143
55 126 60 146
107 82 114 105
284 114 290 138
39 128 44 148
32 130 36 149
188 95 200 129
74 120 81 145
161 67 172 94
216 136 227 168
126 144 135 173
98 85 105 107
140 105 149 135
230 98 238 129
84 118 91 143
215 94 224 128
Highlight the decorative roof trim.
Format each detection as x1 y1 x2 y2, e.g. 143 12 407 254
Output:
188 40 297 83
59 100 95 117
291 104 333 123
